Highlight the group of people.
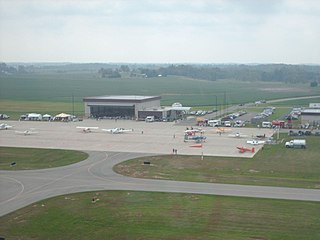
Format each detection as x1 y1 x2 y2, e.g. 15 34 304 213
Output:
172 148 178 154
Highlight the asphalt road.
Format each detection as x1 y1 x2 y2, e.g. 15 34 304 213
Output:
1 151 320 217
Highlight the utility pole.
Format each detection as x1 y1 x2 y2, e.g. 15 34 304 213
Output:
223 91 226 116
72 93 74 116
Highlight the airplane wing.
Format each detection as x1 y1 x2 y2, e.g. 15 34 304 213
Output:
76 126 99 132
101 128 113 133
118 128 133 133
15 130 38 135
76 126 99 130
228 133 247 138
246 140 265 145
102 128 133 134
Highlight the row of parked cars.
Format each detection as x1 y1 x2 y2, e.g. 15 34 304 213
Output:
0 114 10 120
288 130 320 136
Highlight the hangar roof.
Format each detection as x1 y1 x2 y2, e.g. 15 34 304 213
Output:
84 95 161 103
301 108 320 115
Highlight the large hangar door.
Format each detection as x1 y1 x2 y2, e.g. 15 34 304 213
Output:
90 105 134 118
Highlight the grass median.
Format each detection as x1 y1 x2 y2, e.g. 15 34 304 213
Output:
114 135 320 189
0 147 88 170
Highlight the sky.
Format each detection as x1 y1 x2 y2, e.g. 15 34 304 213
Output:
0 0 319 64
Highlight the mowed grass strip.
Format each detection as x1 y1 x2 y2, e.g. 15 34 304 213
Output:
0 99 84 120
0 191 319 240
114 135 320 189
0 147 88 170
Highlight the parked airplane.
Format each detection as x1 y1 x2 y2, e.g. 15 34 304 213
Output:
102 128 133 134
184 128 205 136
256 134 266 139
216 127 231 134
0 123 13 130
76 126 99 133
228 132 248 138
184 135 206 143
246 140 265 145
15 130 38 135
236 146 255 153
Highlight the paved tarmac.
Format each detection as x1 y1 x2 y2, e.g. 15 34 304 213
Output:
1 151 320 217
1 120 319 217
0 119 274 157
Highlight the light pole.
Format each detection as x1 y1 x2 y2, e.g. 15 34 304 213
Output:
213 95 218 118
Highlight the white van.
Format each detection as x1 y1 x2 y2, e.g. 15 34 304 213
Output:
224 121 232 127
145 116 155 122
262 121 272 128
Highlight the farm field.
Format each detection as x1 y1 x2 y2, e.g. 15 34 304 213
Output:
0 191 319 240
1 72 319 118
114 135 320 189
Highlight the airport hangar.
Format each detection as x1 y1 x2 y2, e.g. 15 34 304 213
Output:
83 95 190 121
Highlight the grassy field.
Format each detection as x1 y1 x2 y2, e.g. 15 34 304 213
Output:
270 97 320 106
1 72 319 119
0 99 84 120
0 191 319 240
0 147 88 170
114 135 320 189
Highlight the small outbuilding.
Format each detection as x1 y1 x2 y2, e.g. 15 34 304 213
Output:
301 108 320 126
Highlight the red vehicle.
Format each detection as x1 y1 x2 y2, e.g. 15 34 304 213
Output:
272 120 285 128
236 146 255 153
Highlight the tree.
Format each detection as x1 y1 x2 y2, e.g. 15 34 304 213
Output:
310 81 318 87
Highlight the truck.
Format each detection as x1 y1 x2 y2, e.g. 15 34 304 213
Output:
285 139 306 148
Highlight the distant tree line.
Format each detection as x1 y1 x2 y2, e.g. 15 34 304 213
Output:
0 63 33 75
2 62 319 85
139 64 320 84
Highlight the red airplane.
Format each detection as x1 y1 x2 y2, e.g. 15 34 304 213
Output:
237 146 255 153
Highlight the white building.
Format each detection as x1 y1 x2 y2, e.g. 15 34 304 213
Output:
301 108 320 126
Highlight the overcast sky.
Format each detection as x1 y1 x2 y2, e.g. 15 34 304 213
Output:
0 0 319 64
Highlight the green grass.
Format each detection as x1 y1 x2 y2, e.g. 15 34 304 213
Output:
0 99 84 119
0 147 88 170
271 97 320 107
1 72 319 119
0 191 319 240
114 135 320 189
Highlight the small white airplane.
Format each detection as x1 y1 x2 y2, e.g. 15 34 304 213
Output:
76 126 99 133
184 128 205 136
246 139 265 145
228 132 248 138
101 128 133 134
15 130 38 135
0 123 13 130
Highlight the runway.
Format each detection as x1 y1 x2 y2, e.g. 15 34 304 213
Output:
1 151 320 217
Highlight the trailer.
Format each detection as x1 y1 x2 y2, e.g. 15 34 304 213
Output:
208 119 221 127
285 139 306 148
